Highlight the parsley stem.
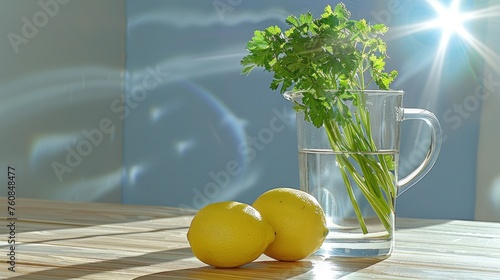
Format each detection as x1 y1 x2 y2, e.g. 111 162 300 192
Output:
324 101 395 234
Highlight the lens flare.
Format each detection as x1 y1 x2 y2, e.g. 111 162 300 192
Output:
385 0 500 111
427 0 469 51
392 0 500 75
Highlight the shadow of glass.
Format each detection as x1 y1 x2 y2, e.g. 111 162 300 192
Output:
135 260 313 280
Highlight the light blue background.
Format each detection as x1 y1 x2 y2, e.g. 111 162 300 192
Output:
122 0 491 220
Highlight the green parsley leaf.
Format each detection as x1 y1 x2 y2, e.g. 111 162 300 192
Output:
241 3 397 127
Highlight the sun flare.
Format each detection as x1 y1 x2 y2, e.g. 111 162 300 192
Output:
386 0 500 104
427 0 470 50
400 0 500 73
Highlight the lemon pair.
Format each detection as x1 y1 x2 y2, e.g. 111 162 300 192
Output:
187 188 329 268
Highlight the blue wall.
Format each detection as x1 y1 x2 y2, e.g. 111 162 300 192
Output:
0 0 125 203
123 0 489 220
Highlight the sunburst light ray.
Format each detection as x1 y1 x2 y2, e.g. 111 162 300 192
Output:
397 1 499 67
387 0 500 105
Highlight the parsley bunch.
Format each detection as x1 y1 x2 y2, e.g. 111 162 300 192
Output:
241 3 397 127
241 3 399 234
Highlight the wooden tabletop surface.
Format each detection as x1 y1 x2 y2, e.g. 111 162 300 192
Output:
0 198 499 279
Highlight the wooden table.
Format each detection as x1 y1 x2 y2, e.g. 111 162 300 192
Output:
1 198 499 279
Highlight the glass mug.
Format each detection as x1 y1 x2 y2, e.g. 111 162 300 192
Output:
285 90 442 257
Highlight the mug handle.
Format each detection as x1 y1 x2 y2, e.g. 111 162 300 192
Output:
397 108 442 196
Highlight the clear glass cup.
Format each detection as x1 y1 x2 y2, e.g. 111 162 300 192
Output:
285 90 442 257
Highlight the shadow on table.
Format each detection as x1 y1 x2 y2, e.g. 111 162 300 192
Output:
10 246 385 279
4 226 190 248
10 197 198 234
8 247 193 280
134 257 385 279
135 260 313 280
396 217 449 230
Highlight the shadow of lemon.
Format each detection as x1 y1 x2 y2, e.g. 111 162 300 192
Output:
135 260 313 280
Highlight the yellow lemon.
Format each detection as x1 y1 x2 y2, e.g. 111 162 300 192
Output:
187 201 275 268
252 187 328 261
